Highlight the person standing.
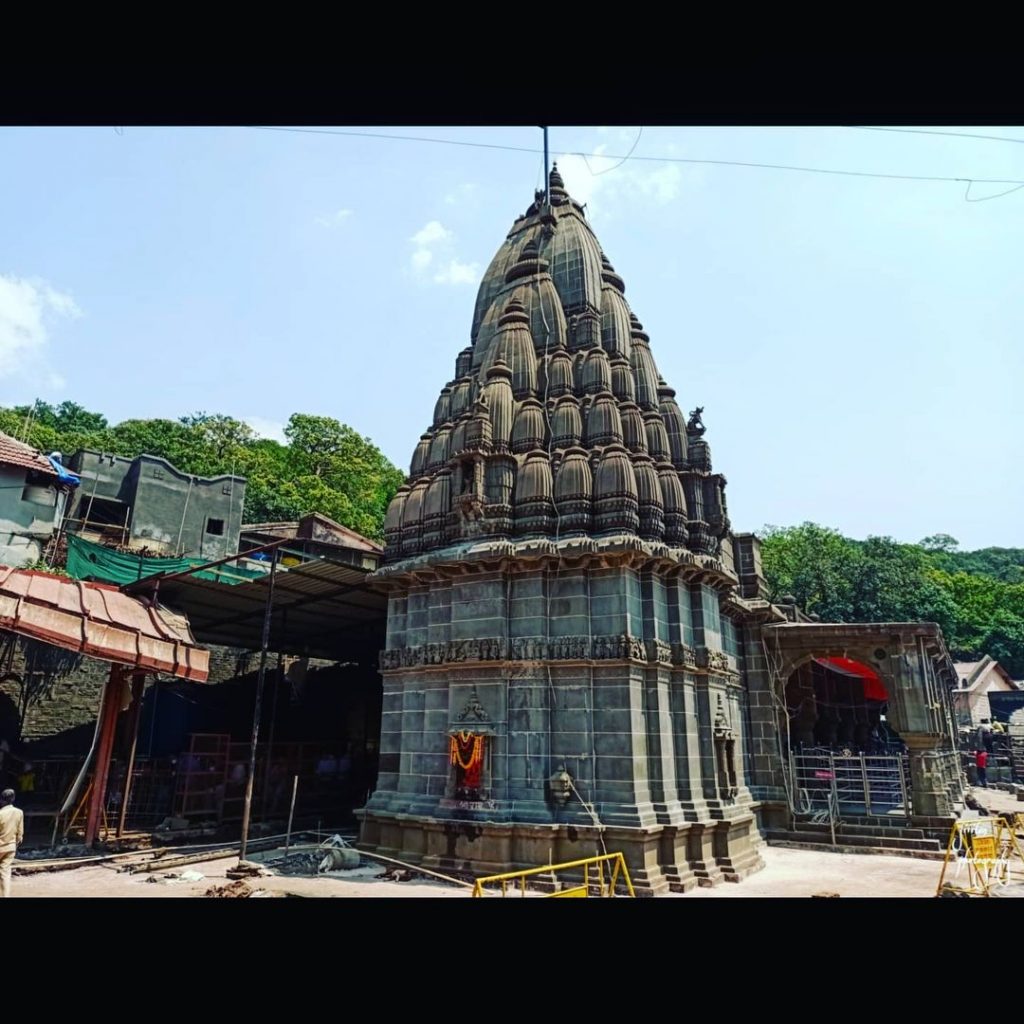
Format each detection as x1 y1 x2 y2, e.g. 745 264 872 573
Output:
978 719 995 754
975 749 989 789
0 788 24 898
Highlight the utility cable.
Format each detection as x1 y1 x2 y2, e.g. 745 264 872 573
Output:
246 126 1024 188
851 126 1024 146
582 127 643 176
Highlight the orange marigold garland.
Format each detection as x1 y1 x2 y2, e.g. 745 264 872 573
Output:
449 730 483 771
448 733 483 786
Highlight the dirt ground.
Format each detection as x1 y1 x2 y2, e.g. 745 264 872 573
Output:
10 789 1020 899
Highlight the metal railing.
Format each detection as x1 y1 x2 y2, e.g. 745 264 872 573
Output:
472 852 636 898
790 751 911 818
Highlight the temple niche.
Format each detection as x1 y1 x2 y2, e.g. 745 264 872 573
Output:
357 165 767 894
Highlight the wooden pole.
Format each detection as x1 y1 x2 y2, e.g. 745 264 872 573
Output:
238 557 277 862
85 665 124 847
116 674 146 838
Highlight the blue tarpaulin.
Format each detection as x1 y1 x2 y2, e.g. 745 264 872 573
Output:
47 456 80 487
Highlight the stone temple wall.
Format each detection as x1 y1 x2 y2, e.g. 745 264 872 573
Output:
360 545 767 893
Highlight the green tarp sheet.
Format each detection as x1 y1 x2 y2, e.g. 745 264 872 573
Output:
66 533 265 587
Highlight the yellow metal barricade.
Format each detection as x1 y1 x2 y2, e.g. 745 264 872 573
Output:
936 817 1024 897
472 852 636 898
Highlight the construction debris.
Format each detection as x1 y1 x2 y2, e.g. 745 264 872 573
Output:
378 867 415 882
146 869 206 885
261 835 363 876
204 880 272 899
226 861 271 880
313 835 360 873
155 817 190 832
964 789 991 816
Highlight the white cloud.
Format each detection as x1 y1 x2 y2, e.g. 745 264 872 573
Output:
553 136 692 219
315 208 353 228
636 165 682 204
243 416 287 444
0 274 81 384
411 221 451 247
409 220 477 286
555 150 608 207
434 259 479 285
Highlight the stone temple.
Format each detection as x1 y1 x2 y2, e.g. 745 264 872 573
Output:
357 166 965 892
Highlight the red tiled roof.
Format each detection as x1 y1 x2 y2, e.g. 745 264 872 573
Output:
0 567 209 681
0 431 57 477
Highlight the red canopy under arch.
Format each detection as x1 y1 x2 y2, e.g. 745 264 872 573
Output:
815 656 888 702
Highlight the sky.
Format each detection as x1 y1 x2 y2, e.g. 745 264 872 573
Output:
0 125 1020 551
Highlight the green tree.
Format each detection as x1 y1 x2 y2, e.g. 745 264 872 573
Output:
919 533 959 554
758 523 859 619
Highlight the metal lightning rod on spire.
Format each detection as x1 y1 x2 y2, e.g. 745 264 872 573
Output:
542 126 549 206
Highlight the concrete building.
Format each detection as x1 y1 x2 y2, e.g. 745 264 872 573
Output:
357 167 966 891
0 431 79 568
65 449 246 560
952 656 1020 727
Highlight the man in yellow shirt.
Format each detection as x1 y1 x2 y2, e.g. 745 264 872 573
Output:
0 788 24 898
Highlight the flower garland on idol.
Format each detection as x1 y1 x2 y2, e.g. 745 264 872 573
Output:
450 730 483 771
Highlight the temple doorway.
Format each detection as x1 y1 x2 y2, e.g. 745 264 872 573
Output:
784 658 910 816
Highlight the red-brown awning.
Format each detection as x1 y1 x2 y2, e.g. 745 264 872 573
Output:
0 567 208 681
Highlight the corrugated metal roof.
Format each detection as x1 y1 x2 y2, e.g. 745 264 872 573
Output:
125 554 386 660
0 431 58 477
0 567 208 681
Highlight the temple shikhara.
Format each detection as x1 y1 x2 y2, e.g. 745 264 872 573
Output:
357 166 966 892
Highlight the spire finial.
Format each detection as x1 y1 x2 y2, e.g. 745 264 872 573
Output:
542 126 550 206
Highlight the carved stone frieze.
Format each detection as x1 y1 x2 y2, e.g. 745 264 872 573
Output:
381 633 676 669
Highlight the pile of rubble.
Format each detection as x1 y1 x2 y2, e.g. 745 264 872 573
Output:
263 835 362 877
204 880 273 899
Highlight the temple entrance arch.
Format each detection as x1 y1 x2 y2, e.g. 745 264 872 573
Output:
763 623 965 821
782 654 910 817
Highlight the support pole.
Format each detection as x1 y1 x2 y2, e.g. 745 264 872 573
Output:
85 664 125 847
238 557 277 862
116 673 146 838
284 775 299 861
261 652 283 816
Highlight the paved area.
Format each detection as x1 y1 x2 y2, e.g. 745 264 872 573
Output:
680 845 942 898
8 793 1020 898
5 843 962 898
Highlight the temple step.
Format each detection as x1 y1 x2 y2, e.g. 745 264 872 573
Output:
765 828 945 858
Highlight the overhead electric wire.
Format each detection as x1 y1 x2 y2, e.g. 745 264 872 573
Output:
583 126 643 175
246 125 1024 187
851 126 1024 146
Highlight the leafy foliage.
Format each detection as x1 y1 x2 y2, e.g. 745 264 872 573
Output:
760 523 1024 677
0 401 403 542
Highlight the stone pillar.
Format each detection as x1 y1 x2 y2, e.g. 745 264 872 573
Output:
904 735 956 818
740 623 790 826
